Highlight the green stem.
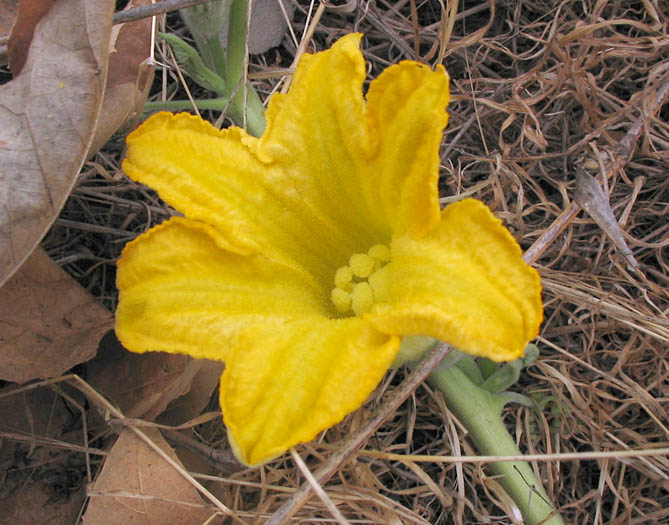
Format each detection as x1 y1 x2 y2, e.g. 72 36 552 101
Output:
178 0 265 135
144 98 232 112
203 35 229 82
179 0 230 78
428 363 564 525
225 0 265 136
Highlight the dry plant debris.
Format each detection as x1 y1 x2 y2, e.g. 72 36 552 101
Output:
0 0 667 523
0 385 91 524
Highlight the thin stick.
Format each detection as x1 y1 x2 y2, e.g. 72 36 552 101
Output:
289 448 351 525
409 0 421 60
164 39 201 117
0 430 107 456
280 1 326 93
437 0 459 64
360 447 669 465
266 343 453 525
113 0 217 25
523 202 580 265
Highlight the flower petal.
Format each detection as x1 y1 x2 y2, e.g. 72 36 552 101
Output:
365 61 450 239
368 199 543 362
258 35 450 243
116 217 324 361
220 317 400 465
124 113 263 255
257 33 387 244
123 112 362 284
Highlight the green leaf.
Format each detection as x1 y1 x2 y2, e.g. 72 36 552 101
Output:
479 359 522 393
480 343 540 393
454 352 484 385
160 33 227 95
477 357 498 380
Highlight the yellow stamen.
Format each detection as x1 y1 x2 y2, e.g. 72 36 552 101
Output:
331 244 391 316
331 288 352 313
334 266 354 292
351 282 374 316
349 253 375 278
368 264 390 302
368 244 390 262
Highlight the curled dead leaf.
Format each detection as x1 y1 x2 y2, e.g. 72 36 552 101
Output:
87 0 155 156
575 167 640 271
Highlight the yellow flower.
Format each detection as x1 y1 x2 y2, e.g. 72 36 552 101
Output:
116 34 542 466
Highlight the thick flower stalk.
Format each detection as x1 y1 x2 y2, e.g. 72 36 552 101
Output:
116 34 542 466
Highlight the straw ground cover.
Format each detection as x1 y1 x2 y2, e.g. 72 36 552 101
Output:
6 0 667 522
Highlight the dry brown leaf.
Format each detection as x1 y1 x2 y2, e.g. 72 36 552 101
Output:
158 359 224 427
0 248 113 383
0 0 114 287
87 0 155 156
86 331 202 421
83 428 214 525
155 359 226 479
0 386 88 525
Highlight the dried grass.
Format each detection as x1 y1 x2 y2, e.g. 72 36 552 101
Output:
26 0 669 522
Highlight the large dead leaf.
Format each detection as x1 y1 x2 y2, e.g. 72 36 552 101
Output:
5 0 154 158
0 0 114 287
83 428 214 524
85 331 201 421
0 386 88 525
0 248 113 383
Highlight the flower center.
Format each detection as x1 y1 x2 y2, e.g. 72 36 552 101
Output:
330 244 391 316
